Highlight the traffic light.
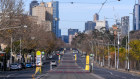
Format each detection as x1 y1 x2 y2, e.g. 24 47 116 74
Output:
118 0 120 1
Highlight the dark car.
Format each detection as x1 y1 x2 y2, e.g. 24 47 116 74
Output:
20 63 26 69
31 62 36 67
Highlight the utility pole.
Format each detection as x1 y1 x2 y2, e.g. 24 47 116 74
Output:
125 36 128 70
103 42 105 67
127 25 130 71
20 37 22 63
108 42 110 68
10 37 13 64
117 32 120 69
114 38 117 69
96 42 97 62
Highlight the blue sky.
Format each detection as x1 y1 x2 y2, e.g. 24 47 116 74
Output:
24 0 136 35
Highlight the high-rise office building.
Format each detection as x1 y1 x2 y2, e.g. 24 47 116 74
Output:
29 0 39 15
58 29 61 38
133 0 140 31
68 29 79 36
94 13 99 22
47 1 59 37
61 35 69 43
85 21 96 32
32 2 53 21
95 20 109 31
121 16 129 36
32 2 53 31
68 29 78 44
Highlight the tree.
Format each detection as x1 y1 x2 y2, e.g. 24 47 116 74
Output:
129 40 140 70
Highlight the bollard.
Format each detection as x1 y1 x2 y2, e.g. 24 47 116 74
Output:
91 63 94 72
85 55 90 71
58 55 61 64
59 55 61 60
75 54 77 61
50 63 52 70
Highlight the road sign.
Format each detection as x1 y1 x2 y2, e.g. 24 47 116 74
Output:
36 51 42 66
33 51 42 79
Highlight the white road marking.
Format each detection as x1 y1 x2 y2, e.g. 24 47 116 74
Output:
6 73 17 78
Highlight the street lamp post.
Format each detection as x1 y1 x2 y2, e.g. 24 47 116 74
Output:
31 36 35 63
108 42 110 67
127 13 133 71
105 18 118 68
19 25 27 63
10 37 13 64
110 27 120 69
114 38 117 69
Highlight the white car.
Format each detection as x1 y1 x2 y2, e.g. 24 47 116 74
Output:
81 55 86 58
50 61 57 66
49 55 53 59
10 63 22 70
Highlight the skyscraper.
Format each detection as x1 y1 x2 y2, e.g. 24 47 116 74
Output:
61 35 69 43
133 0 140 31
32 2 53 31
68 29 79 36
29 0 39 15
94 13 99 22
47 1 59 37
95 20 109 31
121 16 129 36
85 21 96 32
58 29 61 38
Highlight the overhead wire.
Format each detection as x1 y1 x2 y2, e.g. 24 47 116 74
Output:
98 0 108 14
59 0 119 5
60 20 86 22
59 0 120 23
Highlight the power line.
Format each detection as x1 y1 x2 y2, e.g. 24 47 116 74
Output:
60 20 86 23
98 0 108 14
60 2 102 4
59 0 118 5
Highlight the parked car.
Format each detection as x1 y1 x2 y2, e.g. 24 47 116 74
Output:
31 62 36 67
81 55 86 58
10 63 22 70
49 55 53 59
20 63 26 69
26 63 32 68
73 50 78 54
50 60 57 66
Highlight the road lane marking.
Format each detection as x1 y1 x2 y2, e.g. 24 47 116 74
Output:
6 73 17 78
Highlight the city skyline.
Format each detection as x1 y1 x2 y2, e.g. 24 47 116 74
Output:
1 0 140 79
25 0 136 35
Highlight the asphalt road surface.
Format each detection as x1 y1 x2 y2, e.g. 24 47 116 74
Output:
1 50 140 79
40 51 103 79
76 52 140 79
0 55 58 79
